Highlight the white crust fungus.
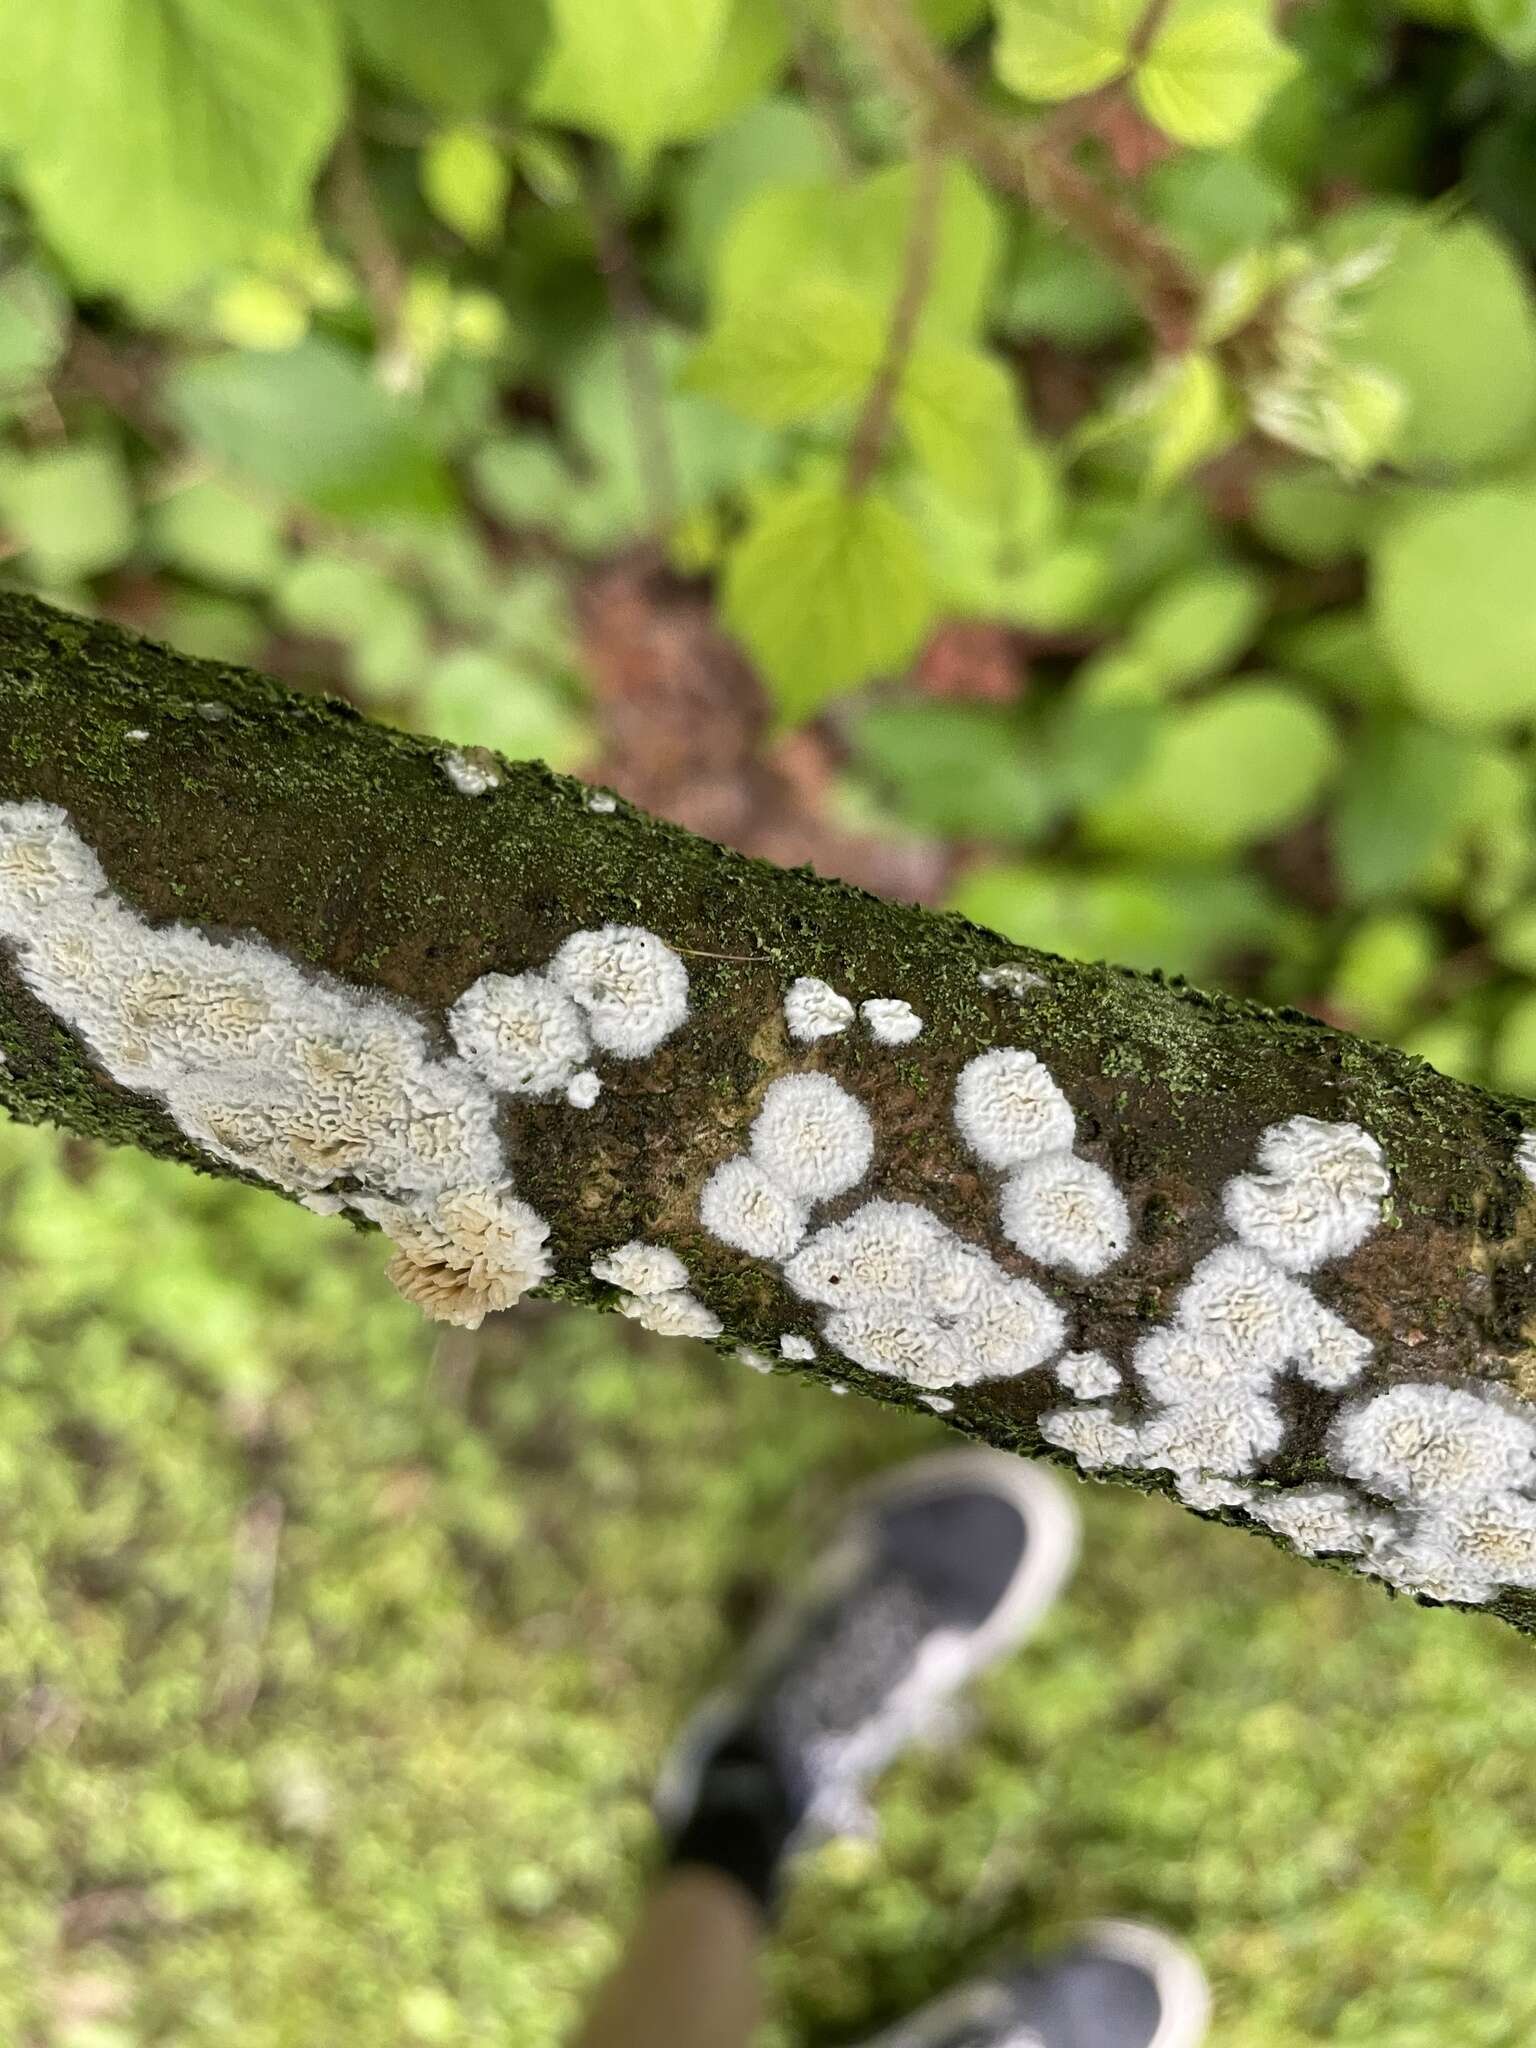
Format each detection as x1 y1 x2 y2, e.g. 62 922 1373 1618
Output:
1330 1383 1536 1508
861 997 923 1046
823 1309 962 1390
784 1201 953 1309
1136 1390 1285 1480
549 924 689 1058
374 1189 551 1329
448 971 590 1096
921 1394 956 1413
591 1240 691 1297
585 791 618 813
737 1347 775 1374
617 1290 724 1340
998 1154 1130 1278
566 1069 602 1109
699 1156 809 1261
977 962 1045 997
953 1048 1076 1169
1247 1486 1389 1557
440 747 501 795
1519 1132 1536 1186
1175 1475 1254 1513
783 976 855 1043
779 1333 816 1361
1223 1116 1390 1272
1056 1350 1121 1400
1039 1405 1141 1471
749 1072 874 1203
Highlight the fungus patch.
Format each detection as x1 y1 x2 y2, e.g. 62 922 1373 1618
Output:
1056 1350 1120 1400
920 1394 956 1413
1330 1383 1536 1509
1039 1405 1141 1471
617 1289 723 1340
997 1153 1130 1278
699 1156 808 1261
1519 1132 1536 1187
749 1072 874 1202
440 747 501 795
779 1333 815 1361
585 791 618 814
977 962 1045 997
861 997 923 1045
1175 1475 1253 1513
449 972 589 1097
566 1069 602 1109
737 1347 775 1374
783 976 854 1043
1247 1486 1388 1558
1223 1115 1389 1272
954 1048 1076 1170
591 1240 690 1297
549 924 689 1057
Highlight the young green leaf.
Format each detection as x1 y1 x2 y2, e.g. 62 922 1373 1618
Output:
1469 0 1536 60
1372 486 1536 731
421 127 510 247
897 341 1033 513
722 479 937 720
0 0 344 311
530 0 732 164
341 0 550 111
680 281 885 426
150 480 286 592
1134 0 1299 150
992 0 1142 103
0 443 135 584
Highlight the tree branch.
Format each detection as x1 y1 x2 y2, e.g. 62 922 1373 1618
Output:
845 133 946 495
4 592 1536 1628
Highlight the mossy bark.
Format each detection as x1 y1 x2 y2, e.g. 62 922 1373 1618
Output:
3 591 1536 1628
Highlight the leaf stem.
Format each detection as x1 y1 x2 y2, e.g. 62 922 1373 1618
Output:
845 133 947 495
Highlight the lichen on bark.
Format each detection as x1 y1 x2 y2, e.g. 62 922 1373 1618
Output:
4 589 1536 1629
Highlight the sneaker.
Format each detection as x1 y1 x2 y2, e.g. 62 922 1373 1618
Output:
852 1920 1211 2048
656 1447 1079 1852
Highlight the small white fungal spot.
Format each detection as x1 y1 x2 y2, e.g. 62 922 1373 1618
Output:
1224 1116 1390 1272
1039 1405 1141 1471
1330 1383 1536 1509
585 791 618 813
1294 1301 1373 1390
617 1289 723 1340
125 728 149 742
749 1072 874 1203
448 971 589 1096
1175 1475 1253 1512
376 1188 552 1329
591 1240 690 1297
861 997 923 1045
998 1154 1130 1277
953 1048 1075 1170
440 747 501 796
977 962 1045 997
565 1069 602 1109
1519 1132 1536 1187
829 1382 850 1396
297 1191 347 1215
736 1347 775 1374
699 1156 809 1261
1248 1486 1391 1557
920 1394 956 1413
823 1309 962 1390
783 976 855 1043
1136 1388 1285 1479
779 1333 816 1361
1173 1244 1317 1369
549 925 689 1058
1056 1350 1121 1400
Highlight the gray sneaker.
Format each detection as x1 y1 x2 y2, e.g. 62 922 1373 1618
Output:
656 1448 1079 1849
852 1921 1211 2048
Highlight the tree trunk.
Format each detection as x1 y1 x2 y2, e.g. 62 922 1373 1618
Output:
3 589 1535 1629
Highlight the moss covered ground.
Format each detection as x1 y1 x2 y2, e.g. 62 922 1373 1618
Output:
3 1120 1536 2047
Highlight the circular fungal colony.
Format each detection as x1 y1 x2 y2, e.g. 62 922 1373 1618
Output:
6 801 1536 1608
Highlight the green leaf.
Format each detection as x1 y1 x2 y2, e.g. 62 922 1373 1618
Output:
1494 900 1536 977
1088 678 1337 855
421 127 509 247
1125 566 1266 687
0 267 67 404
1129 350 1235 496
530 0 733 163
1330 718 1472 900
992 0 1142 102
422 649 585 768
997 217 1135 349
722 480 938 719
1135 0 1299 150
1339 218 1536 472
670 98 832 293
662 0 791 139
1263 608 1401 708
948 859 1281 976
1494 990 1536 1099
0 0 343 311
897 342 1035 514
855 705 1052 840
680 281 885 426
150 480 286 592
1469 0 1536 59
341 0 550 111
165 339 452 522
1146 152 1298 270
1249 469 1375 567
715 164 1002 342
1372 486 1536 732
0 443 134 583
1328 910 1439 1036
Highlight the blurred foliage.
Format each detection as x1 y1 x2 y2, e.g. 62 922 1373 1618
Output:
7 0 1536 2036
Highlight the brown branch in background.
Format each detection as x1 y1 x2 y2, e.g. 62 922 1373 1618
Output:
582 159 682 548
326 127 414 392
841 0 1201 351
845 133 946 494
778 0 864 175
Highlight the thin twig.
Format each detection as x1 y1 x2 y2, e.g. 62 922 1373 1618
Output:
777 0 864 175
845 133 947 495
327 127 415 393
842 0 1200 351
582 158 682 547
